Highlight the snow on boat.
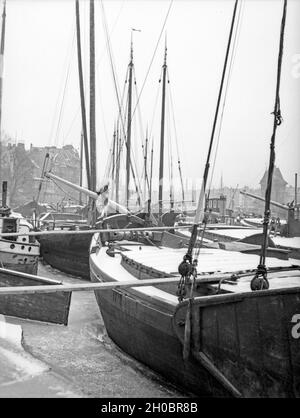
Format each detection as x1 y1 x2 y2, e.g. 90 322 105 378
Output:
89 232 300 397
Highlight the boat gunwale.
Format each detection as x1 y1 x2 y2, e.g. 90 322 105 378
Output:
90 244 300 309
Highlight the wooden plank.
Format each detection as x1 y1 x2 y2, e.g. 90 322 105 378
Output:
0 225 193 238
0 267 63 285
0 270 71 325
0 277 184 295
0 265 299 296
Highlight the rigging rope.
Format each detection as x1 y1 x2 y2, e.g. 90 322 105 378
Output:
47 22 76 148
192 0 243 272
207 0 244 196
177 0 240 303
53 28 76 148
100 3 142 206
251 0 287 291
130 0 173 123
167 69 185 207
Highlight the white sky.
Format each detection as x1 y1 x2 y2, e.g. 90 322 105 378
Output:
2 0 300 191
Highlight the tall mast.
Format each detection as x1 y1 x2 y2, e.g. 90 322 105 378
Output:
148 139 154 217
75 0 91 190
143 128 149 201
158 42 167 217
252 0 287 290
79 130 83 205
0 1 6 178
185 0 239 259
115 129 120 209
295 173 298 208
178 159 185 210
111 127 116 201
89 0 97 193
170 153 174 211
126 37 134 209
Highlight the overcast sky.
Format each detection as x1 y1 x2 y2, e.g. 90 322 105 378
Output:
2 0 300 192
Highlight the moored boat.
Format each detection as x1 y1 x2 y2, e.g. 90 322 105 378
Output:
89 234 300 397
89 0 300 398
0 183 39 275
0 266 71 325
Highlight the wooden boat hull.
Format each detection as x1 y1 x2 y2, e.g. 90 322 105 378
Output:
38 233 91 280
90 241 300 397
90 259 229 397
0 268 72 325
173 288 300 398
0 239 39 275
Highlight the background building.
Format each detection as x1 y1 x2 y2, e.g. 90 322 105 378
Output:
0 140 81 208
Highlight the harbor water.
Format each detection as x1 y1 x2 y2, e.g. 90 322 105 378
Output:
0 260 185 398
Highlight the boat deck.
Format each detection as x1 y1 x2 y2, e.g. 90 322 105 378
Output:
181 227 300 250
108 244 300 295
209 271 300 294
91 245 179 306
124 245 298 275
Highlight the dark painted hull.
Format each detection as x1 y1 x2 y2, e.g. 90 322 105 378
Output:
38 233 91 280
90 258 230 397
0 268 72 325
90 245 300 397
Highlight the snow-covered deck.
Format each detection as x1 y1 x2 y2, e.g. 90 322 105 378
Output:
125 245 299 275
91 237 300 299
180 227 300 250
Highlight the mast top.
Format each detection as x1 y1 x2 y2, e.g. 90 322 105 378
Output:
130 28 141 65
163 35 167 67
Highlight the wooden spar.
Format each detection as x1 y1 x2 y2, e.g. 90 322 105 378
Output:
170 152 174 211
143 130 149 200
147 138 154 218
45 171 129 214
259 0 287 268
240 190 288 211
158 44 167 217
0 267 63 285
0 224 193 238
36 152 50 203
2 180 7 207
0 265 299 296
75 0 91 190
229 184 239 210
111 128 116 200
89 0 96 193
115 129 120 207
0 277 181 296
295 173 298 207
178 162 185 210
126 38 134 209
0 0 6 176
187 0 239 258
46 171 98 199
79 130 83 205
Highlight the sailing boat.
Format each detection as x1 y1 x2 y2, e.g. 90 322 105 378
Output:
37 0 97 279
0 1 71 325
88 0 300 397
38 4 162 278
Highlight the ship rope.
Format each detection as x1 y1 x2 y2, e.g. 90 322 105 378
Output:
251 0 287 291
49 177 83 205
194 0 244 257
177 0 241 304
130 0 174 123
101 5 142 206
207 0 244 196
167 73 185 210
